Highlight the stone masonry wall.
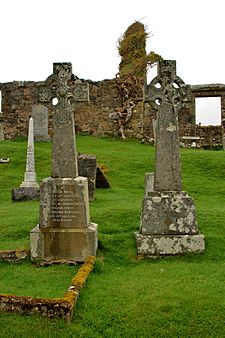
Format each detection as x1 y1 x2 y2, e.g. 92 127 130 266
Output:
0 78 147 140
0 81 40 139
196 125 222 148
0 79 223 146
75 79 122 137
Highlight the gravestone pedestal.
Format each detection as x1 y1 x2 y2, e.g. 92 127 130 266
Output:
135 180 205 255
31 177 97 261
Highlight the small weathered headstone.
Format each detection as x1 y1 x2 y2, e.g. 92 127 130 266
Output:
135 60 205 256
32 104 50 142
12 117 39 201
77 153 97 201
30 63 97 262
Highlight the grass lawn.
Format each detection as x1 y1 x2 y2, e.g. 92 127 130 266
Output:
0 135 225 337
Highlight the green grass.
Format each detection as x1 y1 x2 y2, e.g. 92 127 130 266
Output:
0 135 225 337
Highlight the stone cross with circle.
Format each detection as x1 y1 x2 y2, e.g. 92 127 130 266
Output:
145 60 191 191
37 63 89 178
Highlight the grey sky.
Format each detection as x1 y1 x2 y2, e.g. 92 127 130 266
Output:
0 0 224 125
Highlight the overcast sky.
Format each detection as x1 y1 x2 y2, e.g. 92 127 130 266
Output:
0 0 224 125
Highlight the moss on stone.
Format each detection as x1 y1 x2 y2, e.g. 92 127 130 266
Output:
0 256 96 320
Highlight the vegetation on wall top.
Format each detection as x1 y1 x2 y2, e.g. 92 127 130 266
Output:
117 21 162 79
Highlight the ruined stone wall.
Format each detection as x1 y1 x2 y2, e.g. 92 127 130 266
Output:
196 125 222 148
0 79 223 147
75 79 121 137
0 78 147 140
0 81 40 139
75 84 146 139
0 79 122 139
191 84 225 148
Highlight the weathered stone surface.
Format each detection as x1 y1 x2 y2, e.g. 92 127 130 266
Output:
77 154 97 201
145 60 191 191
37 62 89 178
1 72 225 148
135 233 205 255
30 63 98 262
0 256 95 321
32 104 50 142
31 177 98 261
12 117 39 200
0 249 30 262
12 186 40 201
144 173 154 196
140 191 198 235
195 125 222 149
135 60 205 256
0 294 73 320
20 117 39 188
31 223 98 262
39 177 90 229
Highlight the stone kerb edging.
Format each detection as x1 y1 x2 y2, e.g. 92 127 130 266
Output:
0 256 96 321
0 249 30 261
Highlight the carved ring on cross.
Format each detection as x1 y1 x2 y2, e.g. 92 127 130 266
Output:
38 75 71 108
146 74 190 111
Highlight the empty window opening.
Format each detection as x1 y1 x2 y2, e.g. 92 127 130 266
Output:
195 97 221 126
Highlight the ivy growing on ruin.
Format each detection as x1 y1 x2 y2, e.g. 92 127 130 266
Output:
115 21 162 139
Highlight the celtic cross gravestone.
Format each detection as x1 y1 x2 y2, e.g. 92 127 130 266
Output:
135 60 205 256
30 63 98 262
38 62 89 178
145 60 190 191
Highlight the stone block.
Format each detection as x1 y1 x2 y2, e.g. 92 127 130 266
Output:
11 187 40 201
140 191 198 235
144 173 154 196
31 176 98 262
39 177 90 229
30 223 98 262
135 232 205 255
77 154 97 201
